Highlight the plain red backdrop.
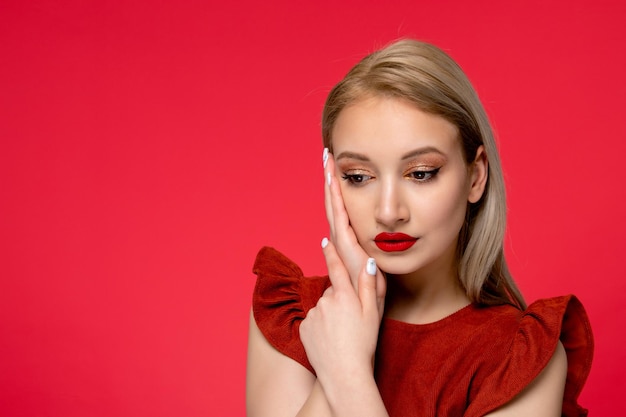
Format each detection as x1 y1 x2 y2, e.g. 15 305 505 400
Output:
1 0 624 415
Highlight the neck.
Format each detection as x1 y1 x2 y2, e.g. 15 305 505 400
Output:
383 250 470 325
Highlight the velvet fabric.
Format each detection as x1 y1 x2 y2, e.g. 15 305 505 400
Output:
252 246 594 416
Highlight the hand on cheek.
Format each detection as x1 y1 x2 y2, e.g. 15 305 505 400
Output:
323 149 369 289
298 149 387 382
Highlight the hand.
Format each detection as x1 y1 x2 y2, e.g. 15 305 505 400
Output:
322 150 370 290
299 149 386 382
300 239 384 381
323 149 386 317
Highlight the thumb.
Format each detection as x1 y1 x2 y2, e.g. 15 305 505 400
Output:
358 257 379 313
376 268 386 317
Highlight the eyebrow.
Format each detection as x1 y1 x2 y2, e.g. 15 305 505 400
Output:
335 146 446 162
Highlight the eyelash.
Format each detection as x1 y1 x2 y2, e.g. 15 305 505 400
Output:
340 167 441 186
341 173 372 186
408 167 441 182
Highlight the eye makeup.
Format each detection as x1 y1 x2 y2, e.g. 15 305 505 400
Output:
403 155 445 181
339 164 375 186
335 149 448 187
406 167 441 182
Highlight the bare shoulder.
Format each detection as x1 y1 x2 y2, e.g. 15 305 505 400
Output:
246 309 316 417
485 341 568 417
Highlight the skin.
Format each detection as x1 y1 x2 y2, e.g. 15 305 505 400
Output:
331 96 479 323
246 96 567 416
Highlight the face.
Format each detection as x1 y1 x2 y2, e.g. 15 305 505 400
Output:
331 96 486 279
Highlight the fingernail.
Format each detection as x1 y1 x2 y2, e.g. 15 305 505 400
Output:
323 147 329 168
327 172 331 185
366 258 377 276
321 237 329 248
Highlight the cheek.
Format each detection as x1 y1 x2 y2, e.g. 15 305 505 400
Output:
340 188 371 238
425 181 470 232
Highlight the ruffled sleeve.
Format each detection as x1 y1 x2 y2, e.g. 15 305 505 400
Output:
252 247 331 374
465 295 594 417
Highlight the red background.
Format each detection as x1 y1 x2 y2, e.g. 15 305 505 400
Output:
1 1 624 415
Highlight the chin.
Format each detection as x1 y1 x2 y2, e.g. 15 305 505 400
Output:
376 261 419 276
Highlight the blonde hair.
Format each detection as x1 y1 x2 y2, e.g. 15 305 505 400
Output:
322 39 526 309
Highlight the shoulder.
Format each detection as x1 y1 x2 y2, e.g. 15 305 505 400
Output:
465 296 594 417
251 247 330 373
483 341 568 417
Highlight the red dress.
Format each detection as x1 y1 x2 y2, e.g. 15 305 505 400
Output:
252 247 594 417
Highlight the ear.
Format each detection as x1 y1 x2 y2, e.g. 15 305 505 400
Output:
468 145 488 204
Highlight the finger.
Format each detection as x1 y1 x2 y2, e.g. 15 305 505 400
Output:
326 154 351 242
324 153 359 289
359 258 387 322
358 258 380 314
321 285 334 298
376 270 387 316
325 155 363 284
323 148 335 234
321 236 353 293
300 307 314 341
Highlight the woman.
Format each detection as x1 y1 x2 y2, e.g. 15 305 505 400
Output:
246 39 593 416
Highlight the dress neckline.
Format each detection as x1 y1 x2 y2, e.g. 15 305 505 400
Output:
381 302 479 331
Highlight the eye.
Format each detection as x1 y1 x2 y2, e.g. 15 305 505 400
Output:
408 167 441 182
341 173 372 186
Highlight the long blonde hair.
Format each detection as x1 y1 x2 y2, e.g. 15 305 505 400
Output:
322 39 526 309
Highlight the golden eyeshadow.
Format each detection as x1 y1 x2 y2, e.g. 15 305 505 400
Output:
405 155 446 169
336 160 371 171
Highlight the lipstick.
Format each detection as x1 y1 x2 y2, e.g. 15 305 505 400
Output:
374 232 418 252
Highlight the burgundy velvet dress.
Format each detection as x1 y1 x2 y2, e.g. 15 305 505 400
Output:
252 247 594 417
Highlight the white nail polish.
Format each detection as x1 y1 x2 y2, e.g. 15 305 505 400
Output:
327 172 331 185
323 148 329 168
321 237 329 248
366 258 377 276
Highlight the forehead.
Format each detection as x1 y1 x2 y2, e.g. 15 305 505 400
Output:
331 96 461 157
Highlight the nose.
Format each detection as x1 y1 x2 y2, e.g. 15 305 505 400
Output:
374 178 410 228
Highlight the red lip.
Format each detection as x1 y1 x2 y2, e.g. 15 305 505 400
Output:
374 232 418 252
